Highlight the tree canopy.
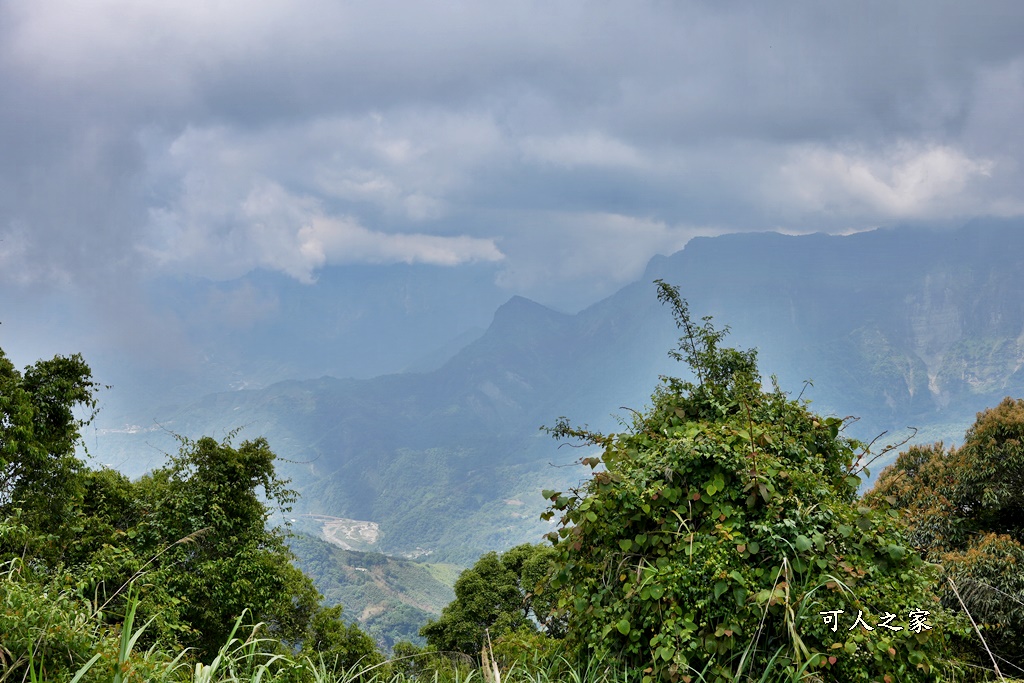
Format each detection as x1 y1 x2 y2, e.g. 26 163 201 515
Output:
0 349 100 555
540 281 957 683
420 543 558 656
868 397 1024 677
0 347 382 680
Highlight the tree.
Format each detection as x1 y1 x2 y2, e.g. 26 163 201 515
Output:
868 397 1024 676
0 345 386 678
420 543 558 656
304 604 384 676
0 349 100 554
542 281 956 683
135 435 322 659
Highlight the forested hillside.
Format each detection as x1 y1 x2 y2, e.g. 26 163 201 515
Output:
3 281 1022 681
288 533 458 649
91 221 1024 565
0 348 383 681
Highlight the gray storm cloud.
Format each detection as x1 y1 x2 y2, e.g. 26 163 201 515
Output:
1 0 1023 307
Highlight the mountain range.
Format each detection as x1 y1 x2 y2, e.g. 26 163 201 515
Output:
91 219 1024 568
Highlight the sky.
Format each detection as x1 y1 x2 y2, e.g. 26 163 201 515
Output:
2 1 1024 380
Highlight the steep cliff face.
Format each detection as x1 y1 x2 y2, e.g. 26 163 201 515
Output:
837 224 1024 418
638 220 1024 427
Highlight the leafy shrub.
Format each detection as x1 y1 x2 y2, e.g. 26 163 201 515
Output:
420 543 558 657
0 558 100 680
870 397 1024 676
542 281 958 683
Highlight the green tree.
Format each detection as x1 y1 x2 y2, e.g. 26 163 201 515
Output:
0 345 386 678
304 604 384 677
134 435 322 659
420 543 558 656
542 281 956 683
0 349 100 555
869 397 1024 676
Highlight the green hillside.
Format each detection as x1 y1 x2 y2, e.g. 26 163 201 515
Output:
90 221 1024 564
287 533 459 649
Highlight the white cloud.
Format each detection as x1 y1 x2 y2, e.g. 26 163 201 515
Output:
493 211 716 307
149 179 502 283
3 0 1024 315
299 215 504 270
777 143 995 219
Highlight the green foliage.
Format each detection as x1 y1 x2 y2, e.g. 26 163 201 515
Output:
542 281 956 683
0 556 100 680
305 604 385 677
420 543 559 656
869 397 1024 676
955 397 1024 540
130 435 321 659
0 349 101 558
489 629 562 670
0 343 388 679
943 533 1024 661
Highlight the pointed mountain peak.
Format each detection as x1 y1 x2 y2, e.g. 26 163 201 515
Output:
481 295 571 341
493 295 566 321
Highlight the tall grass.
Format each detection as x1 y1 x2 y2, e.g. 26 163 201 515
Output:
5 578 1019 683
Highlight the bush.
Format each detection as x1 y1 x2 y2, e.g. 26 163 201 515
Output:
869 397 1024 677
542 282 959 683
420 543 558 657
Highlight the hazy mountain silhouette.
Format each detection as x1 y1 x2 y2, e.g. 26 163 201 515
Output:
92 219 1024 563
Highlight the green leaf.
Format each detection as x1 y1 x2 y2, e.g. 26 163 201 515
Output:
619 538 633 552
714 580 729 600
795 535 813 552
649 584 665 600
617 618 631 635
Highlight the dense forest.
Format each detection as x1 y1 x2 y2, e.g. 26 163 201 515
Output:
2 283 1023 681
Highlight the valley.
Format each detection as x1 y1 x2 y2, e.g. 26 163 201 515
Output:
84 220 1024 644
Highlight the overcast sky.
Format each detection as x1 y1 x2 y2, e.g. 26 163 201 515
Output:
3 1 1024 368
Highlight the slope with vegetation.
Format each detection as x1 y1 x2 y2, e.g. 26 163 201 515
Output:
288 532 459 649
92 220 1024 566
0 347 381 681
4 275 1024 682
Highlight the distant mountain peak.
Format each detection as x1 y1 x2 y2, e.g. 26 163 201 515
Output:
489 296 569 330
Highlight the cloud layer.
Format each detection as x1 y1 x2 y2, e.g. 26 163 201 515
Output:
2 0 1024 308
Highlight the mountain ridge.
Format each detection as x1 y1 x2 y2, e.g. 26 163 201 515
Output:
91 220 1024 564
